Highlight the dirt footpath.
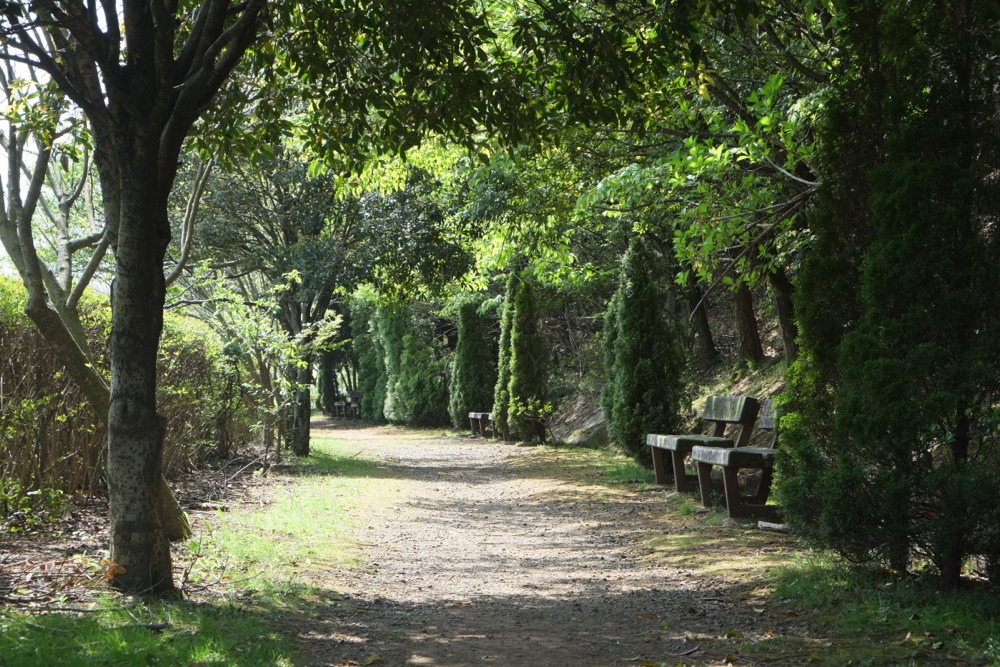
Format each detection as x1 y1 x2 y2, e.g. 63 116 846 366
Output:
307 424 797 667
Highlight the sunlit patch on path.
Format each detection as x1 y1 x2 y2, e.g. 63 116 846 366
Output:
301 423 799 667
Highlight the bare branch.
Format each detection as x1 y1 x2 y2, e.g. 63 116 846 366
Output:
165 156 214 287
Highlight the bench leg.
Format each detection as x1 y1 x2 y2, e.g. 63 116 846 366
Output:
695 461 715 507
651 447 673 485
671 450 698 493
752 467 774 504
723 466 780 521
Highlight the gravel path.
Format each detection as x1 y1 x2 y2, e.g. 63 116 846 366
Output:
307 424 787 667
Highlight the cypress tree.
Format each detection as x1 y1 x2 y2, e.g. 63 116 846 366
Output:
398 326 451 427
448 299 497 429
507 276 548 443
492 273 517 440
775 1 1000 589
352 298 385 422
378 306 409 423
602 235 687 463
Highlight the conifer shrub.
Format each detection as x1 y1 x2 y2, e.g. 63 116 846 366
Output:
492 273 517 440
507 275 549 443
377 306 409 422
601 236 687 464
398 328 450 427
448 299 497 429
373 303 450 426
352 298 386 421
775 11 1000 586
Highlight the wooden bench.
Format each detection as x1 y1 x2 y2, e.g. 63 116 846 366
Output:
646 396 760 493
333 401 347 419
468 412 494 437
691 398 779 521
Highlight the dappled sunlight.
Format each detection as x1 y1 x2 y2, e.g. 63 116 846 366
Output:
285 424 834 665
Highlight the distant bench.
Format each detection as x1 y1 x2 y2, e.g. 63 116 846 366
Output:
646 396 760 493
333 401 361 419
692 398 779 521
468 412 494 437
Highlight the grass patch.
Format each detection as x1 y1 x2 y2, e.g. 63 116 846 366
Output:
511 443 657 491
1 435 389 666
737 551 1000 665
596 455 655 486
0 599 293 667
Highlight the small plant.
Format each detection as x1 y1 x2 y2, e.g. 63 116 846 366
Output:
0 481 68 531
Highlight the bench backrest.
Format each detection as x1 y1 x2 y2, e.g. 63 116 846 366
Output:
754 398 778 449
702 395 759 447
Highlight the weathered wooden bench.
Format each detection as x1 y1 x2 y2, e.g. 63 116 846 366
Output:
333 401 347 419
468 412 494 437
646 395 760 493
691 398 779 521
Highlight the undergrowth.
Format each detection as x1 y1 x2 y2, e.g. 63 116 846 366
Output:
0 434 384 666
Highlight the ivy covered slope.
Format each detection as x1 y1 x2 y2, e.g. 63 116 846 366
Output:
0 277 246 511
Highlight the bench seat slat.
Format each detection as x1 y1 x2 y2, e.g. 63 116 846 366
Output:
647 434 735 451
691 445 776 467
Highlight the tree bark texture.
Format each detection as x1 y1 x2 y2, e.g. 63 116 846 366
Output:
734 283 765 364
106 150 174 594
289 363 313 456
767 267 799 362
685 281 719 363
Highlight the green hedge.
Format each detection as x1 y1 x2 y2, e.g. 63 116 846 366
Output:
0 277 247 513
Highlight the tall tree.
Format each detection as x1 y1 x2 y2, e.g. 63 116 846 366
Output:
507 274 548 443
0 0 526 594
775 0 1000 590
196 149 352 456
1 0 266 594
492 272 517 440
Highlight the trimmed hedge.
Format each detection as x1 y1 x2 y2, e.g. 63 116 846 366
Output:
0 277 246 510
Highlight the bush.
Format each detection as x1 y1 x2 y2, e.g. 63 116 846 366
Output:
0 277 246 514
492 273 517 439
507 275 548 443
352 297 386 421
776 4 1000 588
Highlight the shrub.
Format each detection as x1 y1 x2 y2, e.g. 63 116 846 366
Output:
507 275 548 443
352 297 386 421
448 299 497 429
492 273 517 439
601 236 687 463
0 277 247 514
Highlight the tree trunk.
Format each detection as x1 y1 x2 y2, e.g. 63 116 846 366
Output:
685 281 719 363
289 361 313 456
105 157 174 595
767 266 799 362
734 283 765 364
23 272 189 547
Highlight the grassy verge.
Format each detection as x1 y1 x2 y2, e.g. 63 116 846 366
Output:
545 440 1000 665
0 433 387 666
742 553 1000 665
